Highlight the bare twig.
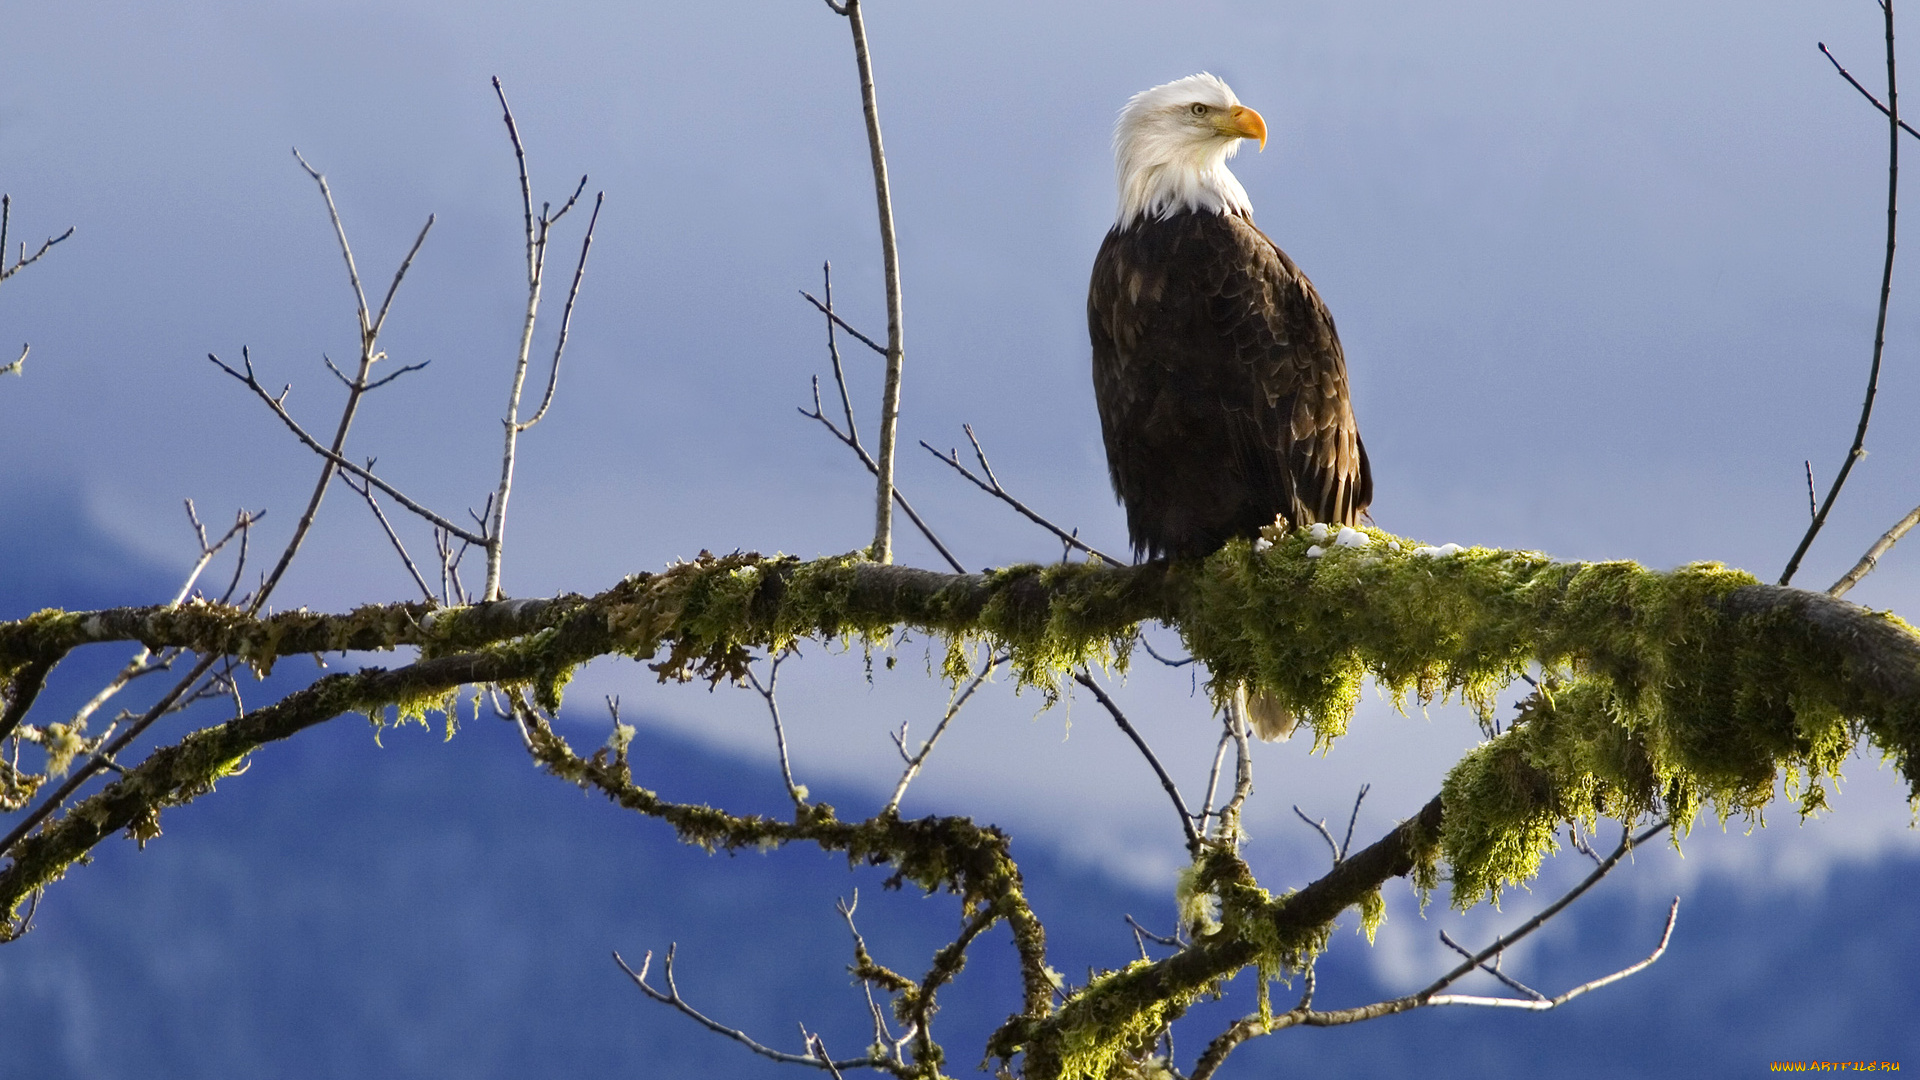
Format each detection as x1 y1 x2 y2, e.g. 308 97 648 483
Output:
801 369 966 575
480 79 596 599
838 893 912 1066
1439 929 1547 1001
250 150 434 608
1292 806 1340 866
520 192 602 431
360 360 432 393
1197 717 1232 827
0 194 75 285
371 215 436 340
1338 783 1370 861
1 502 257 834
340 465 436 602
0 654 219 858
1568 826 1603 865
1125 913 1182 955
803 1031 849 1080
885 653 1005 813
923 428 1124 565
1783 13 1901 586
1411 821 1670 1003
291 148 372 336
819 268 861 439
1213 697 1254 842
1137 635 1195 667
1829 501 1920 597
208 351 486 544
1189 821 1677 1079
1073 672 1200 851
43 506 258 738
435 526 474 606
1422 897 1677 1010
487 76 543 601
1821 39 1920 141
746 655 808 812
800 287 888 358
614 948 888 1074
826 0 906 564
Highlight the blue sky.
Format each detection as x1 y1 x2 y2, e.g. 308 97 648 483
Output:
3 0 1920 1066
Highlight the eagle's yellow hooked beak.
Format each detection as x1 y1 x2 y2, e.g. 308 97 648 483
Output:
1223 103 1267 150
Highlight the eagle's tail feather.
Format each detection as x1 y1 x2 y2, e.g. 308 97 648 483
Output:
1233 683 1298 742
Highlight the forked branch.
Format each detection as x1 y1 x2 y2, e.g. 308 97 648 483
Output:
885 653 1005 813
0 194 75 286
800 266 965 574
207 349 485 544
824 0 907 564
1782 5 1901 586
1188 821 1676 1079
615 947 898 1075
484 76 602 600
924 426 1123 565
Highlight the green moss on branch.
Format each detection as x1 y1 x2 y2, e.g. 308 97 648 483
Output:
7 535 1920 1055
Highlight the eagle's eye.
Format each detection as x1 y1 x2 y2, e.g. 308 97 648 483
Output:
1189 102 1209 117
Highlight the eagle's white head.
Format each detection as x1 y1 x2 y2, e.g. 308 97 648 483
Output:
1112 73 1268 228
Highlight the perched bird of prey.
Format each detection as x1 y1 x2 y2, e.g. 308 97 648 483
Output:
1088 73 1371 740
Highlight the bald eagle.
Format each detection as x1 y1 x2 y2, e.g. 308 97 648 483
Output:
1089 73 1370 740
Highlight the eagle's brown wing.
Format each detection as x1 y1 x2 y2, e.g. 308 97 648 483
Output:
1090 209 1369 561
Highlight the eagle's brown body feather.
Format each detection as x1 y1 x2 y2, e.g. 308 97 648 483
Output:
1089 208 1370 561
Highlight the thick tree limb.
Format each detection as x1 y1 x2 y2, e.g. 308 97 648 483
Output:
7 538 1920 945
8 547 1919 731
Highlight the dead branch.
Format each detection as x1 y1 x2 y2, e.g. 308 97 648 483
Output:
1292 805 1340 866
1074 671 1201 851
1186 821 1675 1079
339 465 436 602
519 192 602 432
1783 7 1901 586
824 0 906 564
1438 929 1546 1001
52 506 262 742
800 287 887 357
923 426 1123 565
885 653 1005 813
1822 38 1920 141
0 194 75 286
745 655 808 812
208 349 485 544
10 147 428 866
486 76 598 601
1213 698 1253 841
614 947 897 1075
1829 500 1920 597
800 287 966 574
1197 717 1232 829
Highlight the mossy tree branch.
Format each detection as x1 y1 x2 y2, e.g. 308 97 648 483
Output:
6 531 1920 1075
7 534 1920 846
